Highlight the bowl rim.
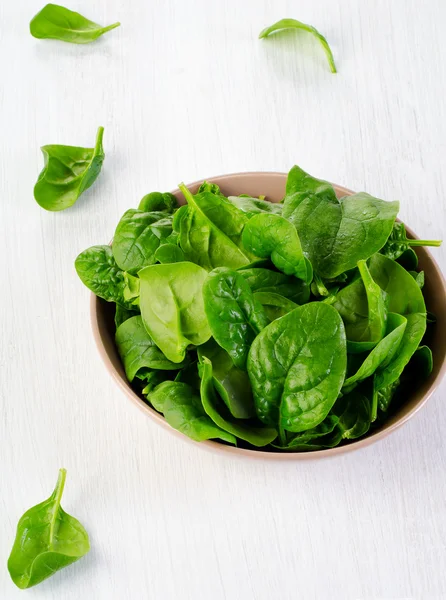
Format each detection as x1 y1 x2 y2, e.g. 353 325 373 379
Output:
90 171 446 460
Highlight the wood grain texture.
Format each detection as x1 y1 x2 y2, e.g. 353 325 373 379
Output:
1 0 446 598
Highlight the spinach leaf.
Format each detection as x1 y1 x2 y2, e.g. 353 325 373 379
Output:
375 379 400 414
203 268 269 369
380 222 441 260
138 192 178 213
141 371 176 396
34 126 105 211
253 291 298 322
148 381 236 444
343 313 407 389
248 303 346 435
177 184 256 270
198 341 255 419
30 4 120 44
114 304 139 329
8 469 89 589
75 245 132 308
275 417 343 451
410 270 425 289
197 181 223 195
332 389 371 440
282 165 399 278
139 262 211 363
123 272 140 305
115 316 186 382
334 259 388 351
112 210 172 273
409 345 433 378
259 18 337 73
227 196 282 218
239 268 310 304
200 358 277 446
154 243 185 264
242 213 312 283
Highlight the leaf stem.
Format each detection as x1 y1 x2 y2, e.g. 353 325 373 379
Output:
95 126 105 154
49 469 67 547
178 182 194 204
408 239 442 247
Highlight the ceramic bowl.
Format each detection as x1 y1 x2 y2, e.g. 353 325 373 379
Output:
91 172 446 459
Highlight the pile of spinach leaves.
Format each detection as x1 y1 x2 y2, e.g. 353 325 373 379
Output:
75 164 441 452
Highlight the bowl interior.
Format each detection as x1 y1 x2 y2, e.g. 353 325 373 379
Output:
92 172 446 459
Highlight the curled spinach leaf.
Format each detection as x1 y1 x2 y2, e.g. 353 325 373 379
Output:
8 469 89 589
177 184 256 270
334 259 388 352
198 341 255 419
248 303 346 435
75 245 132 308
200 358 277 446
203 267 269 369
343 313 407 389
139 262 211 363
115 316 186 382
380 222 441 261
138 192 178 213
259 18 336 73
242 213 312 283
282 165 399 278
148 381 236 444
30 4 120 44
34 126 105 211
239 267 310 304
112 210 172 273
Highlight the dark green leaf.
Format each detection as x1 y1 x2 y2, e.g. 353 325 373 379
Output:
203 267 269 369
248 303 346 433
112 210 172 273
282 165 399 278
34 126 105 211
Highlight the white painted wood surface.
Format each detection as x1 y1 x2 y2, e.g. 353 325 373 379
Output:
1 0 446 597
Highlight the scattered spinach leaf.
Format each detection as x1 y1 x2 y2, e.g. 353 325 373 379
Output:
259 18 337 73
8 469 89 589
30 4 120 44
34 126 105 211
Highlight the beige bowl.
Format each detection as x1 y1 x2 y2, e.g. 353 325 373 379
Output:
91 172 446 459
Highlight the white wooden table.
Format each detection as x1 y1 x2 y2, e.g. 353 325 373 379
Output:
1 1 446 598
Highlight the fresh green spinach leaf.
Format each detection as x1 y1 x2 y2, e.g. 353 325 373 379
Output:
115 316 186 382
148 381 236 444
203 267 269 369
34 126 105 211
239 267 310 304
75 245 132 307
200 358 277 446
248 303 346 435
282 165 399 278
198 341 255 419
138 192 178 213
242 213 312 283
259 18 337 73
112 210 172 273
253 292 297 322
30 4 120 44
177 183 256 270
154 243 185 264
139 262 211 363
8 469 89 589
